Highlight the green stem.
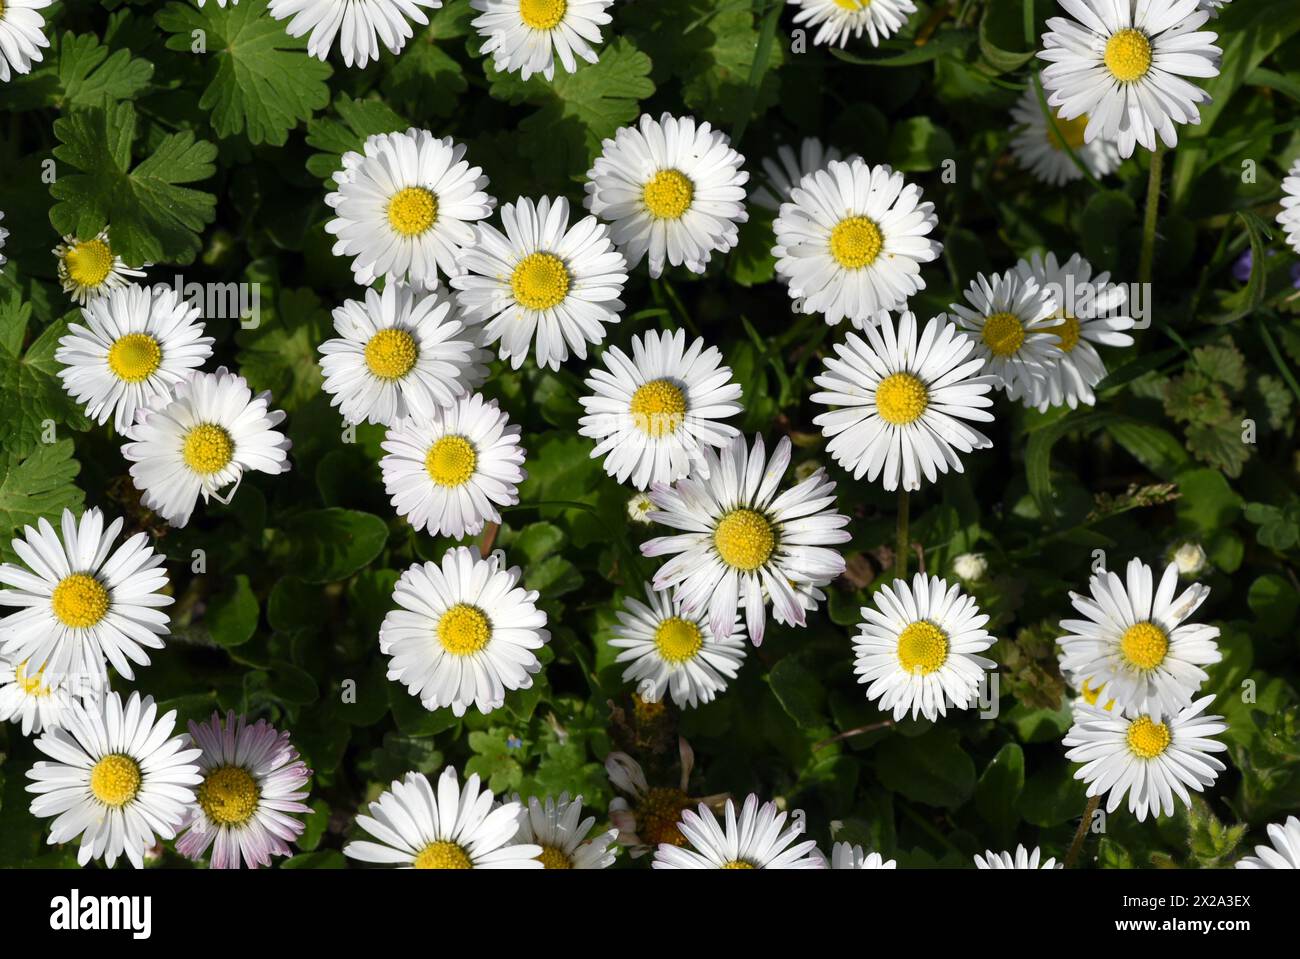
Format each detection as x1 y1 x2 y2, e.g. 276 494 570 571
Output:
1064 795 1102 868
894 488 910 582
1139 147 1165 285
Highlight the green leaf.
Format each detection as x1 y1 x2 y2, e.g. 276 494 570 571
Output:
284 509 389 583
1243 500 1300 551
1079 190 1136 271
1213 212 1270 324
874 728 976 809
206 574 259 647
235 287 331 411
766 657 827 729
974 743 1025 844
831 29 976 67
887 117 957 172
1025 410 1114 519
0 439 84 559
4 32 154 111
305 94 409 181
49 102 218 265
0 299 93 451
1247 574 1299 638
979 0 1036 73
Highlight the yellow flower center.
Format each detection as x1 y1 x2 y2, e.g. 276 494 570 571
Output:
537 844 573 869
182 423 235 475
15 661 51 697
829 215 884 270
364 328 419 380
1053 315 1081 353
714 509 775 571
1126 715 1172 759
834 0 871 9
874 372 929 426
90 754 142 808
64 238 115 288
51 573 110 629
896 620 949 675
197 765 261 826
106 332 163 383
629 379 687 437
981 311 1026 358
1104 28 1153 83
437 603 491 656
642 169 695 220
1120 621 1169 671
654 616 704 664
386 186 438 237
636 788 689 847
1047 112 1090 151
520 0 567 29
723 860 757 868
510 252 571 310
425 435 477 488
414 840 473 869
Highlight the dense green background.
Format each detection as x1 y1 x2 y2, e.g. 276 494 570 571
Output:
1 0 1298 868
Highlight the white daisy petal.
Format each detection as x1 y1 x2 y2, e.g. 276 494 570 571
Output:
652 794 824 869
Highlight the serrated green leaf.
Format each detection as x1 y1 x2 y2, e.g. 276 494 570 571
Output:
4 32 154 111
0 298 93 452
0 439 84 559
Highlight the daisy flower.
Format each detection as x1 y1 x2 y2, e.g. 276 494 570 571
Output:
1011 251 1136 411
609 583 747 710
947 269 1062 398
471 0 615 81
176 711 313 870
451 195 628 371
810 311 996 492
852 572 996 722
54 283 213 433
773 159 942 328
325 128 494 288
1038 0 1222 159
344 766 542 868
26 691 202 868
626 492 656 524
1278 160 1300 256
974 845 1060 869
652 794 824 869
578 328 743 490
1009 84 1122 185
53 229 147 306
1057 557 1222 716
1236 816 1300 869
379 547 550 716
606 748 700 856
830 842 897 869
0 0 53 82
380 392 525 539
1063 695 1228 822
584 112 748 278
750 137 857 212
319 283 485 427
786 0 917 49
267 0 442 68
0 657 80 736
641 433 851 646
0 508 172 685
122 366 292 528
509 792 619 869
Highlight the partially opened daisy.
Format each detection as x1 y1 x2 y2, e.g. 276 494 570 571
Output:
1039 0 1222 158
830 842 897 869
379 547 550 716
344 766 542 868
1236 816 1300 869
380 392 525 539
974 845 1059 869
947 269 1062 398
811 311 996 492
1009 84 1122 185
509 792 619 869
585 113 748 278
325 128 494 288
451 195 628 370
53 229 147 305
1063 695 1228 822
773 159 942 328
176 711 313 870
1058 557 1221 716
122 367 292 528
786 0 917 48
751 137 856 212
267 0 442 68
0 657 80 736
606 749 698 856
55 283 213 433
0 0 53 81
609 583 747 709
471 0 614 81
852 572 996 722
1278 160 1300 256
26 691 202 868
0 508 172 685
578 328 743 489
652 794 824 869
641 433 851 646
319 283 486 427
